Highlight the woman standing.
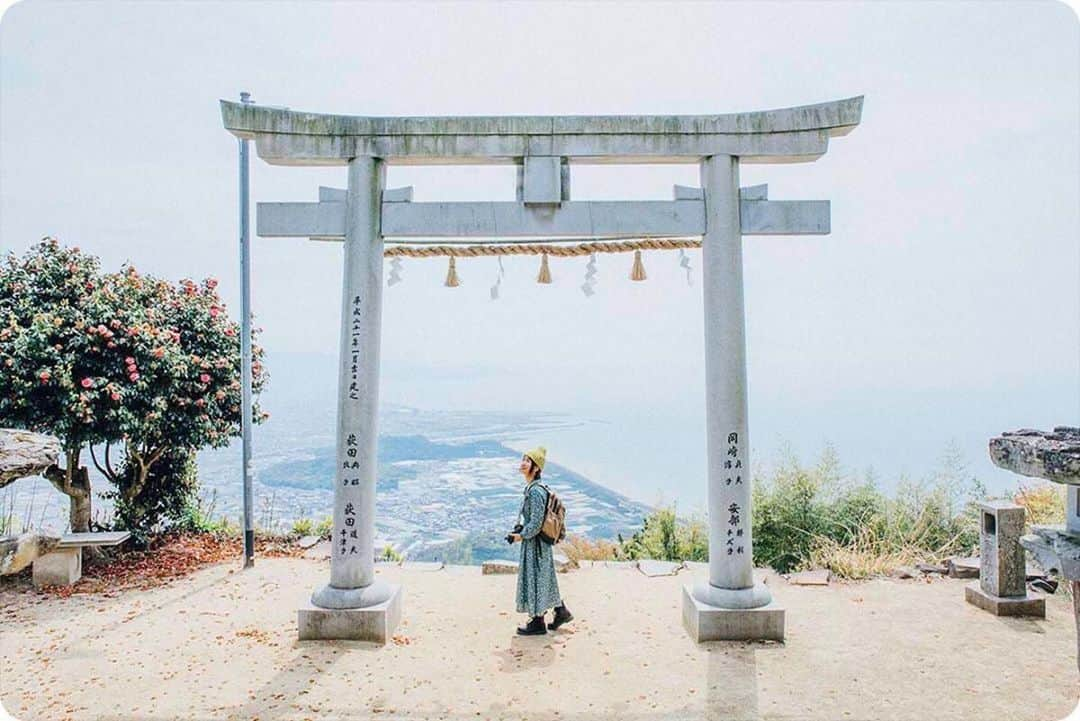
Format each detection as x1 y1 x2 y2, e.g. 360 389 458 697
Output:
508 446 573 635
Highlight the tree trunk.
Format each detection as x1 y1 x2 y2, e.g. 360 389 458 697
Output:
43 446 93 533
69 481 91 532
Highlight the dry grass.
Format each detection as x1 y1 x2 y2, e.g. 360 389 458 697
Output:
1014 482 1066 527
560 533 620 562
806 514 975 580
807 528 935 579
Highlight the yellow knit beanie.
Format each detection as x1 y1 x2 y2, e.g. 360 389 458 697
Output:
524 446 547 471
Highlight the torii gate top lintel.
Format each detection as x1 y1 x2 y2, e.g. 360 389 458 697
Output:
220 95 863 166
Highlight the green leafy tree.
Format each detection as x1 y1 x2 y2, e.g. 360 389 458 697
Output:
0 239 110 530
0 238 268 532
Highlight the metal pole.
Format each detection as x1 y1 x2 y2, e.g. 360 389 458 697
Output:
239 90 255 568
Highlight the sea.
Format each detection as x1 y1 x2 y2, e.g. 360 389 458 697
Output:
3 351 1074 560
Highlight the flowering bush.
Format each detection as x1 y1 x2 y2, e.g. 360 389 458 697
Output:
91 267 268 530
0 239 109 530
0 238 268 532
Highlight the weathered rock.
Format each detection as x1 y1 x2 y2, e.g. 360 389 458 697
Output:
0 429 61 488
482 559 519 575
916 562 948 575
788 569 831 586
989 427 1080 484
947 557 980 579
0 533 60 575
890 566 917 579
1021 528 1080 580
1031 578 1058 594
637 560 684 577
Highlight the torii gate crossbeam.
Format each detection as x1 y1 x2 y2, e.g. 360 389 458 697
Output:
220 96 864 644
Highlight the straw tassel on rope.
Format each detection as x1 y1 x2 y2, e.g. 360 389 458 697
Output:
444 256 460 287
630 249 647 281
537 252 552 284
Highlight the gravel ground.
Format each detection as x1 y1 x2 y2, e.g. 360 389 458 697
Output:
1 558 1077 721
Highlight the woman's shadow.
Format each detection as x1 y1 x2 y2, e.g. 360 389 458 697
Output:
494 634 557 673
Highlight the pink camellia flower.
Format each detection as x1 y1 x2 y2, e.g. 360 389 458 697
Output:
209 306 220 318
224 327 236 337
206 278 218 289
80 378 93 388
107 341 116 349
195 399 206 408
199 373 211 384
129 372 139 382
110 320 121 329
39 371 50 383
124 357 135 365
110 392 120 401
126 362 137 372
152 347 165 359
97 324 107 334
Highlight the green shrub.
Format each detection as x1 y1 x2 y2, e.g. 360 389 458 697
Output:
380 544 403 562
615 442 987 578
291 517 315 536
314 516 333 539
618 506 708 562
175 488 235 535
753 443 983 576
105 448 199 541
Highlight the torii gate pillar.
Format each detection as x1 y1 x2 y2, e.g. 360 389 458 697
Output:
682 155 784 641
297 156 403 642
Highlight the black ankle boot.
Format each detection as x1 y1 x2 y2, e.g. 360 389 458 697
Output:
516 615 547 635
548 604 573 630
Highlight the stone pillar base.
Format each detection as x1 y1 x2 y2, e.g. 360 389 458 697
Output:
682 584 784 642
298 583 402 643
965 582 1045 618
32 548 81 588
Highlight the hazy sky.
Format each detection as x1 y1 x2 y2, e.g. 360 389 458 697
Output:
1 1 1077 496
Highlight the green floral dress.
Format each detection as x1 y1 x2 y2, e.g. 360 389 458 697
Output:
515 480 562 617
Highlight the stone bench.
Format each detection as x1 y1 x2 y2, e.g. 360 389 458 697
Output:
32 531 130 588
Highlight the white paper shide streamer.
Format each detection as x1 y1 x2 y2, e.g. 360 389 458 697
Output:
490 257 506 300
387 256 403 287
679 249 693 286
581 253 598 297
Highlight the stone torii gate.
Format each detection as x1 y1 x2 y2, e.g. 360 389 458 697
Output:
220 96 863 643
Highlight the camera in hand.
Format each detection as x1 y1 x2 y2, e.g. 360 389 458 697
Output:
505 523 524 544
